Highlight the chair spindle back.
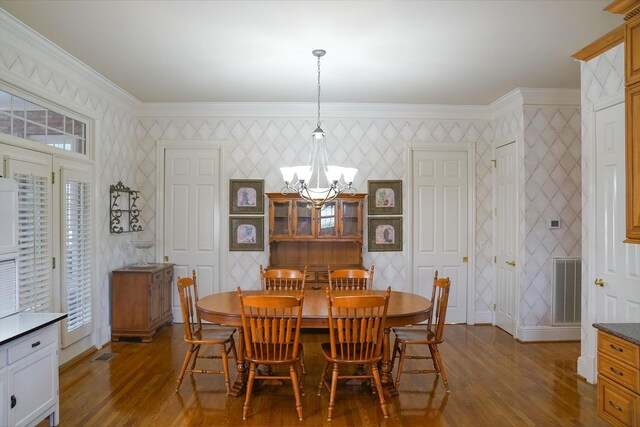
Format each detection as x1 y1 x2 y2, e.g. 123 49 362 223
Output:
325 287 390 361
237 288 305 361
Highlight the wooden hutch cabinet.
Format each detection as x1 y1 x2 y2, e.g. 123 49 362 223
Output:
266 193 365 289
111 263 173 342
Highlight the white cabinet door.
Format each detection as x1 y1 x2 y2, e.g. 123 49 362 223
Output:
7 344 57 427
0 366 7 427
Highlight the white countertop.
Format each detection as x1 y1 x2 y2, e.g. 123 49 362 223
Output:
0 312 67 346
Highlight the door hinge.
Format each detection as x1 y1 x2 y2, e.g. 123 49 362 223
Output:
493 304 496 311
463 256 468 263
493 256 497 263
491 159 497 168
494 208 497 216
52 171 55 184
52 257 56 269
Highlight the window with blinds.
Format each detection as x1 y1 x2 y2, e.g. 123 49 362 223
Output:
15 172 52 313
62 177 92 341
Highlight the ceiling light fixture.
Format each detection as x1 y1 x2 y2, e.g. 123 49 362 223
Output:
280 49 357 209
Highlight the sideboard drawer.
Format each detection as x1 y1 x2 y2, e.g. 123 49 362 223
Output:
317 271 330 282
8 325 56 364
304 271 316 282
599 374 639 427
600 353 640 394
599 331 640 368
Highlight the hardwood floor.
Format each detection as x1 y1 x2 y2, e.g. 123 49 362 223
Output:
53 324 605 426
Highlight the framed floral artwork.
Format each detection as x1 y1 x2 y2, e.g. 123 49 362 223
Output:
230 179 264 214
367 180 402 215
368 217 403 252
229 216 264 251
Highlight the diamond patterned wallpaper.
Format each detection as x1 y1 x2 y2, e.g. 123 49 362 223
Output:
138 117 494 309
522 105 581 327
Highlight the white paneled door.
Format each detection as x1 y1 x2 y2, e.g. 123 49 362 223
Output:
412 148 468 323
494 142 517 335
595 102 640 322
163 147 221 322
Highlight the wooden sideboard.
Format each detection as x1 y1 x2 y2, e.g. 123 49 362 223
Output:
111 263 173 342
266 193 365 289
596 326 640 426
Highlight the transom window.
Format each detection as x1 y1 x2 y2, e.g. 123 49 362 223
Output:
0 89 87 154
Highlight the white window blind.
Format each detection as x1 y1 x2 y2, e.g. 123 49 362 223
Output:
0 259 18 318
14 172 52 313
61 168 93 347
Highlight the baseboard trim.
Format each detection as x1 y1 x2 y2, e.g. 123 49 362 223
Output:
517 325 581 342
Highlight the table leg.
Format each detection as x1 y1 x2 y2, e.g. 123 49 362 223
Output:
380 326 399 397
228 328 247 397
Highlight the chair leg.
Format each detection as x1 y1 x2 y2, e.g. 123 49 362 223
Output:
428 343 438 374
176 344 196 391
295 360 305 396
190 344 201 370
431 344 449 393
317 360 329 396
220 343 231 396
289 365 303 421
370 363 389 419
394 342 407 389
300 348 306 374
327 363 339 421
243 363 257 420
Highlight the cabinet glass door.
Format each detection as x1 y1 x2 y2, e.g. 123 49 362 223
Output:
294 201 314 237
318 201 338 238
271 201 291 237
341 200 361 238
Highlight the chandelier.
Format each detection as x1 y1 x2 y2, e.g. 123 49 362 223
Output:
280 49 357 209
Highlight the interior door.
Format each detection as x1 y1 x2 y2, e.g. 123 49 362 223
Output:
595 102 640 322
494 142 517 335
163 147 221 321
412 149 468 323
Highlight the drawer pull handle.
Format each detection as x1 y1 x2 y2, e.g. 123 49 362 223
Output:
610 367 624 376
609 344 624 352
609 401 623 412
10 395 16 409
31 340 41 348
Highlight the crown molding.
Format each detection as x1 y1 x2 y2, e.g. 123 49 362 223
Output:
488 87 580 120
0 9 142 115
137 101 492 121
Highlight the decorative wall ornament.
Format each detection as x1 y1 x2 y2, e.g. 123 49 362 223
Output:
110 181 143 233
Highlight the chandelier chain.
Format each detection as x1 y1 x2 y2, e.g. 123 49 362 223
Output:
317 54 321 128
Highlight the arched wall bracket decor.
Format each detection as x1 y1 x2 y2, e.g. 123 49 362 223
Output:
110 181 143 233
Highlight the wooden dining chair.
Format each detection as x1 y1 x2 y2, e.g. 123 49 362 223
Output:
391 277 451 392
328 265 374 290
237 288 305 421
259 265 307 290
176 270 237 394
317 287 391 421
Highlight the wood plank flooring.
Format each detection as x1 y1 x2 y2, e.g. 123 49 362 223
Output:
53 324 605 426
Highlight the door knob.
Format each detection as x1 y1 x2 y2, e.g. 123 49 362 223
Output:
506 260 516 267
594 278 605 287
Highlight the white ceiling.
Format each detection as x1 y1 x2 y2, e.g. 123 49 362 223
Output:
0 1 622 105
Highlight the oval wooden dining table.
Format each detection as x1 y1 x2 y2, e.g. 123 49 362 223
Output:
197 288 432 398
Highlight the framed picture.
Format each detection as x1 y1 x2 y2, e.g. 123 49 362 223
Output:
368 180 402 215
368 217 403 252
230 179 264 214
229 216 264 251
